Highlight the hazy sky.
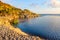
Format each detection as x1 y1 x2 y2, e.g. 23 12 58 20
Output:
1 0 60 14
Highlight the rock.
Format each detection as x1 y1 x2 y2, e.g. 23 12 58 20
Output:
0 25 43 40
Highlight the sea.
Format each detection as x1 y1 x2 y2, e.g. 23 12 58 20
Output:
17 14 60 39
40 14 60 17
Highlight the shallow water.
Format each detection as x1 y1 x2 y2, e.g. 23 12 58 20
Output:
17 16 60 39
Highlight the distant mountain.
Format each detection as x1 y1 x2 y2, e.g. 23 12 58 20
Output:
0 1 39 21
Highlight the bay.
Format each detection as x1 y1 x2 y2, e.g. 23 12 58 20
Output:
17 14 60 39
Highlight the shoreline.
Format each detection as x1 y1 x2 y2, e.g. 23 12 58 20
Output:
0 17 44 40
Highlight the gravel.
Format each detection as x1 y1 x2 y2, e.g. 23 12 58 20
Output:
0 25 44 40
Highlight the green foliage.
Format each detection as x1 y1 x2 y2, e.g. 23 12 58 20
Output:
0 1 22 16
12 19 19 25
0 1 39 20
0 1 39 28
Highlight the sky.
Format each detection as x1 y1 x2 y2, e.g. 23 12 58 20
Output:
1 0 60 14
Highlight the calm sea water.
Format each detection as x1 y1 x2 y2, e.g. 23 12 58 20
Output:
17 14 60 39
40 14 60 17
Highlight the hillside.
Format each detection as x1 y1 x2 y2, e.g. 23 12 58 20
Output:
0 1 39 21
0 1 43 40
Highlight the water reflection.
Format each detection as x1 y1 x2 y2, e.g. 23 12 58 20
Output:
17 16 60 39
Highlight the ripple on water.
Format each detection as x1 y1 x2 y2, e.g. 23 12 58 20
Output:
18 16 60 39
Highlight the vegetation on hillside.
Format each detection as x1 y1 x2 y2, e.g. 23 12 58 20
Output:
0 1 43 40
0 1 39 25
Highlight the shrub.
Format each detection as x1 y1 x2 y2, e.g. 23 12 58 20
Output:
12 19 19 25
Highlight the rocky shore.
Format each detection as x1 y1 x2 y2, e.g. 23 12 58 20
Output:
0 1 45 40
0 25 44 40
0 17 44 40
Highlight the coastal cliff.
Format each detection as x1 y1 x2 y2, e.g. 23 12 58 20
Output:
0 1 44 40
